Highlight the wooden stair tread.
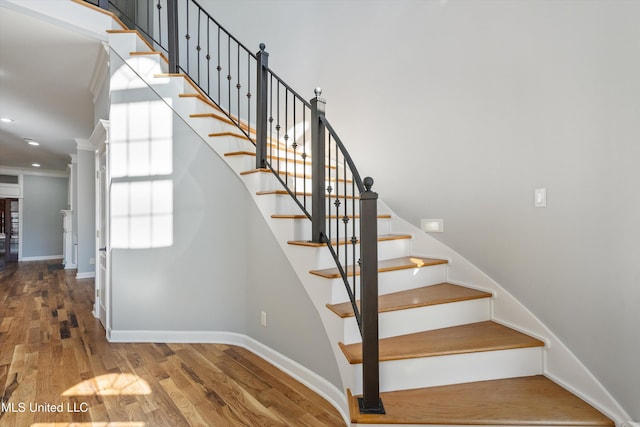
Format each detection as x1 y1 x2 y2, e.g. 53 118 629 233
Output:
348 376 614 425
310 256 448 279
288 234 412 248
179 93 222 111
327 283 492 318
339 321 544 364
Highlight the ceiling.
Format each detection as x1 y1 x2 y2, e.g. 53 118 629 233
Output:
0 5 102 172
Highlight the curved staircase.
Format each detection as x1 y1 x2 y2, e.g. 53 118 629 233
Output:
73 0 621 424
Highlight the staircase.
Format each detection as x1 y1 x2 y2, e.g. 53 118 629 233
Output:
72 1 619 425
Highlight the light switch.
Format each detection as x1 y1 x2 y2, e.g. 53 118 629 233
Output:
534 188 547 208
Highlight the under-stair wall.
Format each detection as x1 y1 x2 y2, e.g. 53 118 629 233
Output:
105 46 345 411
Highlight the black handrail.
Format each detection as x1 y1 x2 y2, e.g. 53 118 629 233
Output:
91 0 384 414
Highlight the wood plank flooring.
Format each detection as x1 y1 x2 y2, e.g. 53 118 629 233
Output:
0 261 345 426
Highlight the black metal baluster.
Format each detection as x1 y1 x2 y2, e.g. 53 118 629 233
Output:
236 44 241 128
292 99 297 194
302 106 307 210
345 154 350 285
217 27 221 104
269 75 273 166
247 53 251 142
227 35 231 118
206 19 211 94
157 1 162 50
351 176 356 303
327 133 332 245
276 80 281 176
196 8 201 84
185 0 190 74
335 145 340 260
284 90 289 186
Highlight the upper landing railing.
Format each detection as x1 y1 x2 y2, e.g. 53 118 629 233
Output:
89 0 384 414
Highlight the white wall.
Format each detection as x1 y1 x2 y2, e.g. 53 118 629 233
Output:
204 0 640 419
245 204 342 389
22 174 68 258
108 58 250 332
76 148 95 277
107 51 342 390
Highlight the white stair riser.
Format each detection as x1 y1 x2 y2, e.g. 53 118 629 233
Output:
342 298 492 344
295 238 412 271
254 173 357 197
272 217 393 242
349 347 543 395
330 264 449 304
190 117 249 145
108 33 138 58
201 134 255 157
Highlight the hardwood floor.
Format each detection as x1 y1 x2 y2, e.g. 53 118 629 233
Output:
0 261 345 426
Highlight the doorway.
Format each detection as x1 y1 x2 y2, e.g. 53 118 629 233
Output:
0 198 19 269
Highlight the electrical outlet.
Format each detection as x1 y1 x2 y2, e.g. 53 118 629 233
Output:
260 311 267 327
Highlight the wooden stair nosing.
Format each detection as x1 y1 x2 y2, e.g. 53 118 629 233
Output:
339 320 544 364
326 282 492 318
225 150 256 157
309 256 448 279
76 0 128 31
347 376 614 426
288 234 412 248
210 131 251 140
155 73 221 111
179 93 223 112
210 131 298 156
190 112 256 134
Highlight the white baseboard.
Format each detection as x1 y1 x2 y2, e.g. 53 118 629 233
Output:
65 263 77 269
76 271 96 279
20 255 63 261
107 329 349 424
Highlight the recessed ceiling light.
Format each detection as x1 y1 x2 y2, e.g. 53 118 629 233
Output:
1 117 14 123
32 163 41 168
28 141 40 146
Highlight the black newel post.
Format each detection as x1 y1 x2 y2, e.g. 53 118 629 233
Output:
255 43 269 169
359 177 385 414
167 0 179 74
310 88 326 243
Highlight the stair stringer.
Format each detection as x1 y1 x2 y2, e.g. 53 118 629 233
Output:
384 204 629 426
